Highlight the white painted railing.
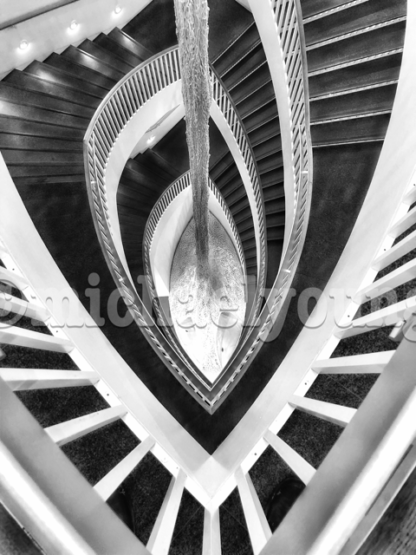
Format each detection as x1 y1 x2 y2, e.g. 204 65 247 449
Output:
84 46 270 409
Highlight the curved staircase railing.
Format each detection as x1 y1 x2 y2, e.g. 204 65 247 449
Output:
83 14 313 407
83 46 269 410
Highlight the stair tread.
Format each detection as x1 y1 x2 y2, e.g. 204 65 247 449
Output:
45 53 115 90
311 113 391 145
0 134 82 152
79 39 134 73
4 70 101 110
94 33 145 68
0 115 83 140
213 22 260 76
61 46 122 82
108 28 154 60
310 83 397 123
307 20 406 74
229 63 271 105
25 60 108 99
304 0 407 47
222 43 266 91
0 99 87 130
309 52 402 98
237 81 275 119
0 81 93 119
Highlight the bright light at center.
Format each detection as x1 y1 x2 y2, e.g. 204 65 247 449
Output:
69 20 78 31
147 135 156 145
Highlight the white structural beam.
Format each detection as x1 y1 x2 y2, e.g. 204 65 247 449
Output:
147 470 187 555
0 378 148 555
264 430 315 484
46 406 126 446
235 467 272 554
0 293 49 322
313 351 395 374
0 324 73 353
202 508 222 555
94 436 155 501
355 258 416 303
0 266 28 290
289 396 356 427
389 206 416 238
373 228 416 271
0 369 98 391
338 296 416 339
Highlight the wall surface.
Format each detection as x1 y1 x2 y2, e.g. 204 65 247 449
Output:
0 0 153 78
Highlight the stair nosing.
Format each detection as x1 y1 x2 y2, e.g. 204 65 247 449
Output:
308 48 404 77
227 59 268 93
219 40 263 81
303 0 369 24
211 21 257 65
306 16 407 52
310 79 399 101
311 109 392 126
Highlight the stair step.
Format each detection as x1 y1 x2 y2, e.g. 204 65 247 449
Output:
209 151 234 181
117 179 157 202
237 81 275 119
266 212 285 229
61 46 122 82
243 100 279 134
45 53 115 90
226 187 248 210
234 207 253 225
108 28 154 61
0 100 88 131
0 82 93 119
244 245 257 259
236 215 255 234
253 135 282 161
309 52 402 98
222 43 266 91
94 33 145 68
0 116 83 140
124 159 172 189
24 61 108 99
229 63 271 105
263 185 285 203
307 20 406 74
216 165 240 191
311 113 391 145
245 256 257 269
7 164 84 178
230 196 250 218
310 83 397 123
261 166 284 188
266 240 284 287
138 149 181 183
249 117 280 147
12 175 85 186
258 152 283 175
239 227 255 243
242 236 256 250
220 174 244 201
304 0 407 48
267 226 285 241
0 134 81 152
3 150 83 165
265 198 285 215
302 0 369 21
4 71 100 110
213 22 260 76
78 39 134 73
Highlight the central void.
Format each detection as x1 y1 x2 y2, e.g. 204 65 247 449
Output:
170 213 246 382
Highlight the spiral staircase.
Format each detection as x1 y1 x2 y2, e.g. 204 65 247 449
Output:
1 0 416 554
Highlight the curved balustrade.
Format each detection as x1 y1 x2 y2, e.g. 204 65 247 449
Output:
83 0 312 409
84 46 269 409
143 171 247 375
